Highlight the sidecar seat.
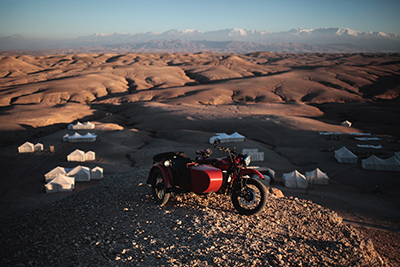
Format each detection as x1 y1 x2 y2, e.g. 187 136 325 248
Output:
153 151 186 162
171 157 193 184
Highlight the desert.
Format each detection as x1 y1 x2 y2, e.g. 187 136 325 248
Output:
0 51 400 266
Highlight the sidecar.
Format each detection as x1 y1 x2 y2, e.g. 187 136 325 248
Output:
147 151 223 205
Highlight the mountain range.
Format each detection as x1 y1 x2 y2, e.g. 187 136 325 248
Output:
1 27 400 54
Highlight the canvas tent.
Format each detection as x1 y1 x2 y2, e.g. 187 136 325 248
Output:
91 166 104 179
341 120 352 127
85 151 96 161
64 132 97 142
242 148 264 161
362 155 400 172
334 146 358 164
44 166 70 182
209 132 245 144
34 143 44 151
45 174 75 193
355 137 381 141
68 121 95 130
67 165 91 181
67 149 85 162
305 168 329 185
282 170 308 189
18 142 35 153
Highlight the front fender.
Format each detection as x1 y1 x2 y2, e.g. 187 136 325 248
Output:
241 168 264 179
148 163 173 188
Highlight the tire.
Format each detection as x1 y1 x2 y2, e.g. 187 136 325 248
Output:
150 169 170 206
231 178 267 215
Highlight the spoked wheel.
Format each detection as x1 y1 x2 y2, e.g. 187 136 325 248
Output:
231 178 267 215
151 169 170 206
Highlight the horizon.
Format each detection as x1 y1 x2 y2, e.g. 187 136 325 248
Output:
0 0 400 39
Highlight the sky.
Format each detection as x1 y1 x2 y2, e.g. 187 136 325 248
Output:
0 0 400 39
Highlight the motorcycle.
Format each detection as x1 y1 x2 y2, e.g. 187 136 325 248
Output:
147 142 268 215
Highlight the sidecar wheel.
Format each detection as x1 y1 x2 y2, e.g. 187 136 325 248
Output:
151 169 170 206
231 178 267 215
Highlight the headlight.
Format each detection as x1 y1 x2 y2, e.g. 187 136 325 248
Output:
164 160 171 167
244 155 251 166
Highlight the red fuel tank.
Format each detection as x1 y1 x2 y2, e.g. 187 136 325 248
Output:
190 165 223 194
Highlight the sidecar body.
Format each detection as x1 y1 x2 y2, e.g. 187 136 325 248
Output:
148 151 223 194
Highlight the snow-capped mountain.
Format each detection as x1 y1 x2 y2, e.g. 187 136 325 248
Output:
1 27 400 52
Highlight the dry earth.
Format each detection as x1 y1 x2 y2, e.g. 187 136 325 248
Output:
0 52 400 266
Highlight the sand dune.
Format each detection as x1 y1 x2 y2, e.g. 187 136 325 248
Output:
0 51 400 265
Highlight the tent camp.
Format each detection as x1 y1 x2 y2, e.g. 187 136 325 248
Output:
45 174 75 193
282 170 308 189
91 166 104 179
64 132 97 142
67 150 96 162
362 155 400 172
44 166 69 182
209 132 245 144
334 146 358 164
242 148 264 161
67 165 91 181
85 151 96 161
67 149 85 162
341 120 352 127
68 121 95 130
34 143 44 151
18 142 35 153
305 168 329 185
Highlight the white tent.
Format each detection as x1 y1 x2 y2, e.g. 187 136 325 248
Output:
395 151 400 160
361 155 386 171
67 149 86 162
67 165 91 181
85 151 96 161
357 144 382 149
209 133 230 144
341 120 352 127
383 156 400 172
230 132 245 142
355 137 381 141
209 132 245 144
44 166 69 182
65 132 97 142
283 170 308 189
305 168 329 185
34 143 44 151
334 146 358 164
91 166 104 179
45 174 75 193
68 121 95 130
242 148 264 161
362 155 400 172
18 141 35 153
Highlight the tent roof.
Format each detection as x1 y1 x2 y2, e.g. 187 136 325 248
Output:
335 146 357 158
306 168 328 178
47 173 75 185
69 149 85 155
283 170 306 179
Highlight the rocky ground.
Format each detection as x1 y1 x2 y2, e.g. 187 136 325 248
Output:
0 165 388 267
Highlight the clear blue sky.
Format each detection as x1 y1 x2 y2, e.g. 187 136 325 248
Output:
1 0 399 38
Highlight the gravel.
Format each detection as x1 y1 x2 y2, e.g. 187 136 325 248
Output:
0 165 388 266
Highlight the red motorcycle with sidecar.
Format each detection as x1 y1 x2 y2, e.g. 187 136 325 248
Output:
147 142 268 215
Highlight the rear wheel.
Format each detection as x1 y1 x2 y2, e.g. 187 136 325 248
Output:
231 178 267 215
151 169 170 206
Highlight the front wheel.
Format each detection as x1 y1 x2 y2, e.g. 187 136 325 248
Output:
231 178 267 215
150 169 170 206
